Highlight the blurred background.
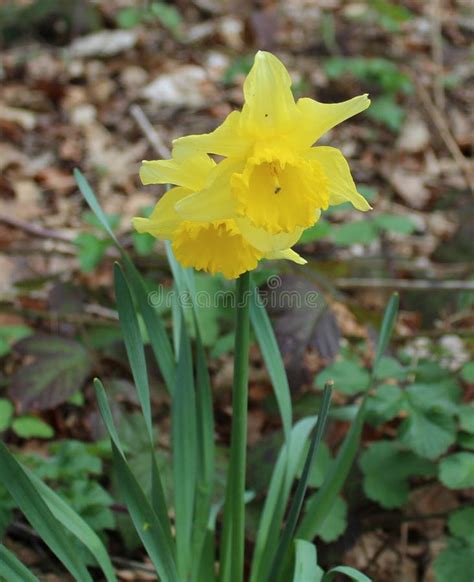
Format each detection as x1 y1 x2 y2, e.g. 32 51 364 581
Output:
0 1 473 581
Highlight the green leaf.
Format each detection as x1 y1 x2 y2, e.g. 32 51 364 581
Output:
74 169 119 246
12 416 54 439
459 404 474 433
373 213 416 235
74 232 109 272
0 399 14 431
373 356 407 380
132 231 155 256
122 256 175 394
297 443 332 488
315 359 370 395
293 540 323 582
360 441 435 508
433 537 474 582
315 495 347 543
0 544 40 582
322 565 371 582
28 471 117 582
439 453 474 489
404 380 461 414
116 6 143 28
94 381 178 581
9 335 91 411
269 387 332 580
299 221 332 244
448 507 474 543
150 1 182 32
0 443 93 581
114 264 152 440
366 384 404 426
367 96 405 131
250 417 318 582
172 320 197 578
398 408 456 460
332 221 378 245
373 293 399 374
0 325 32 357
250 284 292 441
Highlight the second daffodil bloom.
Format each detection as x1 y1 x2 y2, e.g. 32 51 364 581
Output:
133 150 308 279
174 51 371 235
133 50 371 279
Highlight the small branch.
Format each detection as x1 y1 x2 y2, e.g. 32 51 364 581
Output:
335 277 474 291
0 213 75 243
130 104 171 159
409 70 473 192
431 0 445 111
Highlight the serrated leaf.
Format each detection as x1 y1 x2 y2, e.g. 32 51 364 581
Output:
360 441 435 508
374 356 407 380
315 495 347 543
439 452 474 489
448 507 474 543
433 537 474 582
405 380 461 414
398 408 456 460
366 384 404 426
12 416 54 439
9 335 91 411
316 359 370 395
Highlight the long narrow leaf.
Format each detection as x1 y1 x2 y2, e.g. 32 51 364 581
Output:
74 169 119 246
250 417 317 582
373 293 399 376
94 381 178 581
28 472 117 582
250 284 292 441
123 254 176 393
297 294 399 542
0 544 41 582
172 317 197 578
0 443 93 582
114 263 153 440
191 319 215 578
269 386 332 581
322 566 371 582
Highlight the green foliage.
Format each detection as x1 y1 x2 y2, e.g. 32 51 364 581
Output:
223 55 255 85
11 416 54 439
0 325 32 357
0 399 14 432
366 96 405 131
116 2 182 37
360 441 435 508
367 0 414 32
439 453 474 489
315 359 370 394
433 537 474 582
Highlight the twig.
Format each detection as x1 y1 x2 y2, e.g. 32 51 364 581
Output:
0 213 75 243
431 0 445 111
334 278 474 291
130 104 171 159
410 71 473 191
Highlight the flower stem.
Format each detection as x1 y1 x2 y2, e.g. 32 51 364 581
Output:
220 271 251 582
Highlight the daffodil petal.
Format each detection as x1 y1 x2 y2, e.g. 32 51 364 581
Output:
306 146 371 211
240 51 300 138
291 94 370 149
132 186 190 239
139 153 215 191
172 111 251 158
175 158 242 221
265 248 307 264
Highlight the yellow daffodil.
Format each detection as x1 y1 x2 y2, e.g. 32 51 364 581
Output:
133 152 308 279
174 51 371 234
